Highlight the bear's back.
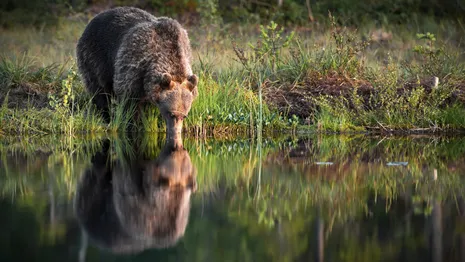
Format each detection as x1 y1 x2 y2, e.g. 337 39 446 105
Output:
77 7 157 85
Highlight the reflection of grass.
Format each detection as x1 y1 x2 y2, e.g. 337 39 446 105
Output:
0 134 464 227
0 135 103 198
0 134 464 262
201 134 465 230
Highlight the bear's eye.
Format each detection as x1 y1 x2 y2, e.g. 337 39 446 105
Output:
158 177 170 187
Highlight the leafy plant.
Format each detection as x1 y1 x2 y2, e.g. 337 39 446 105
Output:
233 20 294 75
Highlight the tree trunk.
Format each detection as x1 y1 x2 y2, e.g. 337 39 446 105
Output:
305 0 315 22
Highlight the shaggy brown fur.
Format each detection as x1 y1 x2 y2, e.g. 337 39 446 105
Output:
74 139 196 254
76 7 198 134
112 140 196 247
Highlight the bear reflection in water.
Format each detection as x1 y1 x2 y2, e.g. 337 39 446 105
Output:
74 139 196 254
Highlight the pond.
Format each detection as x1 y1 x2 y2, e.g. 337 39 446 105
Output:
0 134 464 262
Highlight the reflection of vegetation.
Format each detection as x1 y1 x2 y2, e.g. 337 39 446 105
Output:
0 134 464 261
1 134 464 212
210 135 465 228
0 135 102 197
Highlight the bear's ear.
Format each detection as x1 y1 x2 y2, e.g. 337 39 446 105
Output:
161 73 173 89
186 74 198 92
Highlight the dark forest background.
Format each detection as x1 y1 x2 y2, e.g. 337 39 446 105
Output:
1 0 464 27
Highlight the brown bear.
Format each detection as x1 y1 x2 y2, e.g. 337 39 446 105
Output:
74 138 196 254
76 7 198 137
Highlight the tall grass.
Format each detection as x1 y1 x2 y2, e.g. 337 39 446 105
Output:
233 17 465 132
0 52 288 136
309 31 465 131
0 15 464 135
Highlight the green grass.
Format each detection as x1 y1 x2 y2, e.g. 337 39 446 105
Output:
259 18 465 132
0 13 464 136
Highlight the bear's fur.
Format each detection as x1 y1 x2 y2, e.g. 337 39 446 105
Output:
76 7 198 136
74 139 196 254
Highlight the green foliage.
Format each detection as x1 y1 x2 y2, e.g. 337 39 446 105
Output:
1 0 464 28
0 55 59 90
230 17 465 132
197 0 223 41
312 0 464 25
234 20 294 76
308 21 465 131
312 72 459 131
184 72 286 134
48 68 76 110
408 32 465 80
144 0 197 16
316 14 369 76
219 0 465 26
314 103 364 132
48 67 78 135
232 20 296 134
436 104 465 129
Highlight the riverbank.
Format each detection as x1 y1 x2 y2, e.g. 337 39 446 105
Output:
1 12 464 136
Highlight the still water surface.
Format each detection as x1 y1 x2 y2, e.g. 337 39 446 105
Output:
1 134 464 262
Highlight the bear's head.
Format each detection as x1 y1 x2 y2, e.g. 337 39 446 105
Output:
75 139 196 254
112 141 196 249
152 73 198 139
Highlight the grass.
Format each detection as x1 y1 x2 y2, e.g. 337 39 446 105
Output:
245 17 465 132
0 12 464 136
0 52 288 135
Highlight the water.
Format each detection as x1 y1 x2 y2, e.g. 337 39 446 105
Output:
1 134 464 262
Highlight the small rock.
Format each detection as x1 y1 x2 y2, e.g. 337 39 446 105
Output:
315 162 333 165
386 162 408 166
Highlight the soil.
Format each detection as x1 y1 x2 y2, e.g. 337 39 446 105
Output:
0 82 50 109
263 71 373 119
263 71 465 120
